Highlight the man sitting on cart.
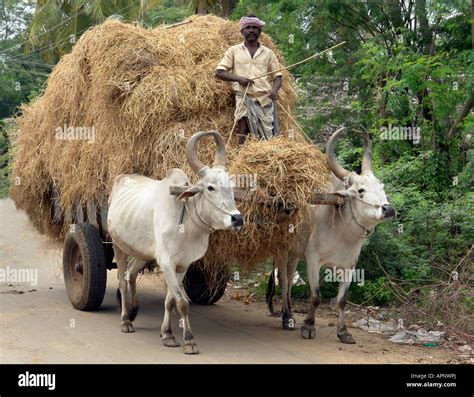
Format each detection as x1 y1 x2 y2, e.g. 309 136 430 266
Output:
215 15 283 144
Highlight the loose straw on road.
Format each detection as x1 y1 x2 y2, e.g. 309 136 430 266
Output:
226 41 346 145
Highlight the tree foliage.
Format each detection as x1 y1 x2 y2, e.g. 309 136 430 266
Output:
232 1 473 312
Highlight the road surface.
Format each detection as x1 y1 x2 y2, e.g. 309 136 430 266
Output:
0 197 458 364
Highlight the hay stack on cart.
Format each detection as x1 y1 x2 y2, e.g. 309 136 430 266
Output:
11 15 332 308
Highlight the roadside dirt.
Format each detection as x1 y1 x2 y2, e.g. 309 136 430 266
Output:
0 197 468 364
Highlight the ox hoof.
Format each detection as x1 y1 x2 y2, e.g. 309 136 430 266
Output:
270 312 281 318
183 343 199 355
269 309 280 317
162 336 180 348
301 324 315 339
121 323 135 333
338 332 356 344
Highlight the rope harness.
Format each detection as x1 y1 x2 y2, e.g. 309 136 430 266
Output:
344 196 382 237
179 191 236 233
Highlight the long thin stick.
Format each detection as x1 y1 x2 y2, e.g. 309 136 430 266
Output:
277 102 309 139
226 41 346 145
226 83 250 146
160 19 192 29
253 41 346 81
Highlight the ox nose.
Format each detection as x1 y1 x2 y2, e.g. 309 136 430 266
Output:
382 204 395 218
231 213 244 227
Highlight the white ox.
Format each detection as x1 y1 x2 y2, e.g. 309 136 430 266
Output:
107 131 243 354
268 127 395 343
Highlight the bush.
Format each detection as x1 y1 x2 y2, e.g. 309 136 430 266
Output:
0 120 11 198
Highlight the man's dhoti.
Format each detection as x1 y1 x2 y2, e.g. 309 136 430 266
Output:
235 93 278 140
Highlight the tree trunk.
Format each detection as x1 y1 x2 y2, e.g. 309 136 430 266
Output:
447 91 474 139
415 0 431 54
385 0 404 34
220 0 238 17
193 0 209 15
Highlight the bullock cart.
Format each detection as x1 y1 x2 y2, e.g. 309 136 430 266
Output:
8 15 342 312
61 188 344 311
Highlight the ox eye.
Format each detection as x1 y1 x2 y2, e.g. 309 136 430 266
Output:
358 188 365 194
207 186 215 192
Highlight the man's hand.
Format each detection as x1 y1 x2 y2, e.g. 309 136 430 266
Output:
268 75 282 102
267 89 279 101
237 76 254 86
215 70 253 86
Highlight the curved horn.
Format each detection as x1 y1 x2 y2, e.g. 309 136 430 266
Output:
361 126 372 173
210 130 227 168
326 127 350 180
186 130 227 174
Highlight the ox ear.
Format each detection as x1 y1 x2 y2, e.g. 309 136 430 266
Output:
177 186 202 200
197 166 210 178
334 189 357 198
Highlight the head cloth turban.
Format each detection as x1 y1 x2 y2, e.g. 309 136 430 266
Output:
239 16 265 31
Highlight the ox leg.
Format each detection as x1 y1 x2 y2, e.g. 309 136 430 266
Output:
161 289 180 348
280 257 298 330
160 261 198 354
115 246 134 333
336 278 355 344
265 264 280 317
126 258 147 322
286 257 298 327
175 270 198 354
301 255 321 339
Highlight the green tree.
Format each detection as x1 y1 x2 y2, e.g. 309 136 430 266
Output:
190 0 237 16
143 0 190 26
25 0 162 62
1 0 48 117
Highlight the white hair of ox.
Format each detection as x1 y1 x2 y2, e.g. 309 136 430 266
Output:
107 131 243 355
269 127 395 344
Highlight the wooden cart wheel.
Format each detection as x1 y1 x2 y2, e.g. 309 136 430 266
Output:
183 261 228 305
63 223 107 311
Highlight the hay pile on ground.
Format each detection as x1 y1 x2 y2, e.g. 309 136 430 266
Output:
10 15 330 274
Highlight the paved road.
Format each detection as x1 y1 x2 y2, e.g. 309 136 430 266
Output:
0 198 455 364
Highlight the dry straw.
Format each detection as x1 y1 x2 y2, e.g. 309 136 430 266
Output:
203 136 330 271
10 15 330 282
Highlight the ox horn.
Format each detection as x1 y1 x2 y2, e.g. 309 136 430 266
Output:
361 126 372 174
326 127 350 180
186 130 227 174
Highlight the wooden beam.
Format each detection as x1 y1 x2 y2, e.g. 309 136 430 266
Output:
169 186 345 206
310 192 345 206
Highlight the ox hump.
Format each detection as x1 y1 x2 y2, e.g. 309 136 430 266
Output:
165 168 190 185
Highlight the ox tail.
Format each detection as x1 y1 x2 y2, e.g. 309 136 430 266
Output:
266 265 279 316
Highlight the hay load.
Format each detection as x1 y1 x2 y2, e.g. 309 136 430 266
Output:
206 137 330 271
11 14 330 272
